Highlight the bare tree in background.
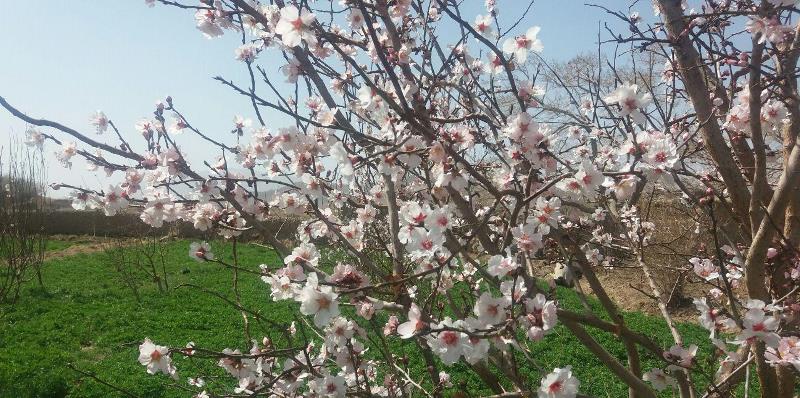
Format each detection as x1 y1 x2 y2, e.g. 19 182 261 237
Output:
0 138 46 303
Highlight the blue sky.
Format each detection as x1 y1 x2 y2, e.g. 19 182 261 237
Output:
0 0 635 196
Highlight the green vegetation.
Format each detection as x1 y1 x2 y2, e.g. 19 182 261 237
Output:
1 240 285 398
44 240 73 252
0 240 751 397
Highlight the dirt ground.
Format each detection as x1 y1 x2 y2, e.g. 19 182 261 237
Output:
586 268 700 322
45 235 132 260
530 260 702 323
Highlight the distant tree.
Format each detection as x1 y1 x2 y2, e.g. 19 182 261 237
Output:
0 138 46 303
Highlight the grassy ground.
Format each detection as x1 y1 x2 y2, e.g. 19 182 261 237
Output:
44 240 73 252
0 239 750 397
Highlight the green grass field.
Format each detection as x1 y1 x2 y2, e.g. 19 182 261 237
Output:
0 239 751 397
44 240 73 253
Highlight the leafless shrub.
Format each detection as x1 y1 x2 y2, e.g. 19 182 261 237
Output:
102 233 170 302
0 139 46 303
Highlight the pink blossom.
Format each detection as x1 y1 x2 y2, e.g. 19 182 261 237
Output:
538 366 579 398
275 6 316 47
502 26 543 62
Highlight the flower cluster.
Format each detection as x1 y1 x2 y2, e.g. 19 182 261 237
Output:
12 0 800 397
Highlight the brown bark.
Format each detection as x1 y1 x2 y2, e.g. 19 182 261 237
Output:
657 0 753 237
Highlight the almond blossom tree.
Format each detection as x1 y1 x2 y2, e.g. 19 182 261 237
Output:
4 0 800 397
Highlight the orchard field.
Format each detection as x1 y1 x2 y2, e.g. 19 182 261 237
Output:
3 0 800 397
1 237 748 397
